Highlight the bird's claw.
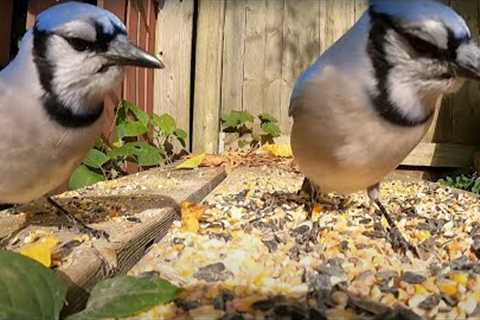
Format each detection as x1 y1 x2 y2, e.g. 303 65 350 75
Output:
388 226 419 257
47 197 110 241
69 223 110 241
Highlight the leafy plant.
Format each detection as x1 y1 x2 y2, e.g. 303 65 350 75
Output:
221 111 282 150
69 101 188 190
0 250 181 320
438 174 480 194
0 250 67 320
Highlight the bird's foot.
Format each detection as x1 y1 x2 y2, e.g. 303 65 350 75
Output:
47 197 110 240
373 199 419 257
388 225 418 256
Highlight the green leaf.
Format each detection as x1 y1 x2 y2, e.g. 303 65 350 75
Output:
0 250 67 320
258 113 278 124
472 179 480 194
176 153 206 169
66 275 181 320
124 101 150 127
261 122 281 138
129 142 165 166
221 111 254 129
69 165 105 190
153 114 176 136
108 142 164 166
117 121 149 139
82 149 110 169
174 128 188 147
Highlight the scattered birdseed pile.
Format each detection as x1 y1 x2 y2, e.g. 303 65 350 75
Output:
129 166 480 320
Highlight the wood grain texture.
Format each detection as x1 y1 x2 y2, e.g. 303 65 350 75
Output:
354 0 369 21
221 0 247 117
136 0 148 111
401 142 479 168
99 0 127 137
193 0 225 153
243 0 267 119
154 0 194 145
125 0 139 104
281 0 320 132
0 167 227 315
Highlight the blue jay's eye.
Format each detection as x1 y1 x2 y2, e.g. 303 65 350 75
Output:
66 37 93 52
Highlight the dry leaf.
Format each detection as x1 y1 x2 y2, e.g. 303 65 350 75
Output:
19 235 59 267
176 153 206 169
258 144 293 158
200 154 226 167
181 201 206 233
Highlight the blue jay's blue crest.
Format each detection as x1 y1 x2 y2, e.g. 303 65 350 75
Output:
370 0 471 43
35 1 126 36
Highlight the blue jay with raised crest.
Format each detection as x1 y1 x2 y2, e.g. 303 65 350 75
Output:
289 0 480 254
0 2 163 238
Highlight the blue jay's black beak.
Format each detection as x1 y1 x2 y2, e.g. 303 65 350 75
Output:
104 38 164 69
455 42 480 80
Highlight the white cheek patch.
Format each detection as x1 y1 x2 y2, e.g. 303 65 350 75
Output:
386 71 426 120
47 36 121 114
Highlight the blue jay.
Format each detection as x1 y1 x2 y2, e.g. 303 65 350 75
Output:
0 2 163 238
289 0 480 254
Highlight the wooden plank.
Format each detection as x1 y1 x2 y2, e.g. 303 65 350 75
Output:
219 0 247 152
1 166 227 315
26 0 59 28
221 0 247 118
125 0 139 104
401 142 479 168
154 0 194 144
99 0 127 136
322 0 356 50
135 0 148 111
354 0 369 21
280 0 321 132
0 0 13 68
263 0 285 124
243 0 267 118
192 0 225 153
146 0 156 115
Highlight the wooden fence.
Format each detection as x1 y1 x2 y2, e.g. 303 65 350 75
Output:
2 0 480 168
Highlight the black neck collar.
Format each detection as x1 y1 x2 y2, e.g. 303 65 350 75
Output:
367 10 434 127
32 27 104 128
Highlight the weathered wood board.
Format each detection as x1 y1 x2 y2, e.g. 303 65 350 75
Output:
0 166 226 315
154 0 195 145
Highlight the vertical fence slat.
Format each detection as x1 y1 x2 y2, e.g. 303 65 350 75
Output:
0 0 13 68
125 0 139 104
354 0 369 21
146 0 156 115
221 0 246 117
323 0 356 50
263 0 285 124
192 0 225 153
98 0 127 137
154 0 194 143
243 0 266 120
280 0 321 133
136 1 147 110
26 0 60 29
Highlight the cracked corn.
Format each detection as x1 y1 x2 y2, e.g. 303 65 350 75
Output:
129 166 480 319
